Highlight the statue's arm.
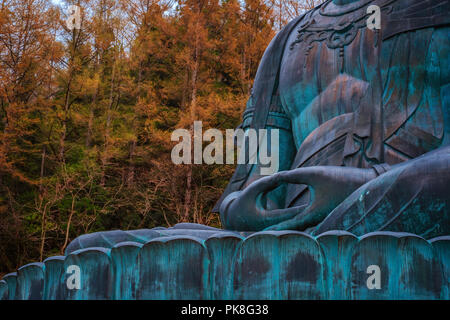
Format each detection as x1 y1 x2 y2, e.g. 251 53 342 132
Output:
218 96 298 231
213 15 305 213
436 26 450 87
240 91 297 209
435 26 450 145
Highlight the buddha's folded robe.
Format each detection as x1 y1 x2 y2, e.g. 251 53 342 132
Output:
312 146 450 239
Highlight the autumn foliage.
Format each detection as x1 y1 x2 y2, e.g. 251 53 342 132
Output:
0 0 322 275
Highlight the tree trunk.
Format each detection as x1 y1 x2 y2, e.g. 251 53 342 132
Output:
127 139 136 186
86 79 98 148
101 52 117 186
61 195 76 255
184 21 200 222
39 202 49 262
39 145 46 193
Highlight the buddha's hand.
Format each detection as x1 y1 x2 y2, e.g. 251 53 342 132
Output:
220 166 377 231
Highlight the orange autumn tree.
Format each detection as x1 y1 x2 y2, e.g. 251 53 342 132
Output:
0 0 62 270
0 0 321 276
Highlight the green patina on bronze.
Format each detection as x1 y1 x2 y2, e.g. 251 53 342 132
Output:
217 0 450 237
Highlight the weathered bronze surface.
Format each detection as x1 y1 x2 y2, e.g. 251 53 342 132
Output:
217 0 450 239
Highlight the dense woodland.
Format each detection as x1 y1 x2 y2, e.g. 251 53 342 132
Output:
0 0 322 275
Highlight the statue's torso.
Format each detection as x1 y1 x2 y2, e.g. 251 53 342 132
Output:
214 0 450 213
278 1 449 170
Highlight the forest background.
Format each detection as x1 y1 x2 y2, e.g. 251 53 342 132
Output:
0 0 323 275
